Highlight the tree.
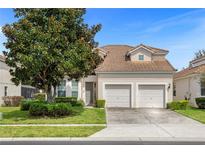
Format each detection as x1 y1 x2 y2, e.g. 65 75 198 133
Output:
2 9 102 102
194 49 205 59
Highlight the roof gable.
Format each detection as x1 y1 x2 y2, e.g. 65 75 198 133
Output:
127 44 168 56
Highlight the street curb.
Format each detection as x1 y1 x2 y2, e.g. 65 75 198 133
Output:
1 137 205 142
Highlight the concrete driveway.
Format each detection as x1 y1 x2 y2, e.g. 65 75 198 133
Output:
91 108 205 139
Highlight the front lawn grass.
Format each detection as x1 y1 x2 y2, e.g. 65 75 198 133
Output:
0 107 106 124
0 126 105 137
175 107 205 124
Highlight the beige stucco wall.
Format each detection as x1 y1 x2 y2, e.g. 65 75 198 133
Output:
174 75 201 107
97 73 173 108
0 61 21 105
130 48 152 61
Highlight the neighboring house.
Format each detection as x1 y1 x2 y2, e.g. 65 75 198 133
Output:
0 55 36 105
59 44 175 108
174 55 205 107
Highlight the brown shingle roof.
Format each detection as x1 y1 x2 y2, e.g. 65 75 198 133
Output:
95 45 175 73
174 64 205 79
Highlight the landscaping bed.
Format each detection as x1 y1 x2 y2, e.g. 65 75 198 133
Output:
0 126 105 137
0 107 106 124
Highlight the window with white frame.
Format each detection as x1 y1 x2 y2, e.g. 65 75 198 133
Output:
57 80 66 97
138 55 144 61
72 80 78 98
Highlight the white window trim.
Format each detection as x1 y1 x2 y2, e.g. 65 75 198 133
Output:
138 54 144 61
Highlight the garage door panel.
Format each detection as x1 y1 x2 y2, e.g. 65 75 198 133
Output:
105 85 131 108
138 85 164 108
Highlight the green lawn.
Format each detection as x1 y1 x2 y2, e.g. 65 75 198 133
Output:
0 107 106 124
175 107 205 124
0 126 105 137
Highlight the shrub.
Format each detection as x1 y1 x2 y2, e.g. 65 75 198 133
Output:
47 103 72 117
29 103 72 117
2 96 24 107
33 93 46 101
29 103 48 116
96 99 106 108
20 100 46 111
73 100 84 107
20 101 31 111
55 97 77 106
167 100 189 110
195 97 205 109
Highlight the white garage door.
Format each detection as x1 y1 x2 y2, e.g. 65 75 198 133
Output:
138 85 164 108
105 85 131 108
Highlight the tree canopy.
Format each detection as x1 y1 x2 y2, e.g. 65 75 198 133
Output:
2 8 102 101
194 49 205 60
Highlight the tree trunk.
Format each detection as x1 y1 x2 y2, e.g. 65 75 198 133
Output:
45 84 54 103
53 85 57 100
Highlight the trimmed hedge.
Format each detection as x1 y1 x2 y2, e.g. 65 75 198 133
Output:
47 103 72 117
55 97 77 106
20 100 47 111
29 103 48 116
33 93 46 101
96 99 105 108
167 100 189 110
29 103 72 117
195 97 205 109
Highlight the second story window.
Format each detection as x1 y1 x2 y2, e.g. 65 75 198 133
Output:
138 55 144 61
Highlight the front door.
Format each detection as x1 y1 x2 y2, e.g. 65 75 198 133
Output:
85 82 93 105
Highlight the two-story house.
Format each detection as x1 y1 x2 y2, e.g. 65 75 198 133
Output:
59 44 175 108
